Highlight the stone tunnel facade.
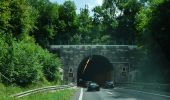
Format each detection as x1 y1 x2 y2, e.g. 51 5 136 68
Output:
50 45 139 84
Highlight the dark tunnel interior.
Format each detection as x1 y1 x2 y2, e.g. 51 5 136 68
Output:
77 55 113 87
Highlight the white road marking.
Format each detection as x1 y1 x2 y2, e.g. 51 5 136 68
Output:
118 87 170 98
107 91 113 95
78 88 83 100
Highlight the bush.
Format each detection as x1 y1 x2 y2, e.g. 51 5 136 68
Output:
0 35 11 84
43 55 61 82
0 35 61 87
12 41 42 86
0 36 6 68
37 47 61 82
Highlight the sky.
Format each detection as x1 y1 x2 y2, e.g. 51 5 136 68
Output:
49 0 103 15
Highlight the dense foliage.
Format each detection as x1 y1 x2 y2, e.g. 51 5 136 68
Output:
0 34 61 86
0 0 61 87
136 0 170 82
27 0 143 46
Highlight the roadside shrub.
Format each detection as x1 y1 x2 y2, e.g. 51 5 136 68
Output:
12 41 42 86
0 35 11 84
0 35 61 86
37 48 61 82
0 36 6 69
43 55 61 82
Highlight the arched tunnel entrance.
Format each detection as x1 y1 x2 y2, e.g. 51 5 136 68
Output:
77 55 114 87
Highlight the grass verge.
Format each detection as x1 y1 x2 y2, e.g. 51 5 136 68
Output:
18 88 76 100
0 82 64 100
0 83 23 100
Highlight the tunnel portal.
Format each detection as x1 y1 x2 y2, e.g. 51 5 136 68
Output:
77 55 114 87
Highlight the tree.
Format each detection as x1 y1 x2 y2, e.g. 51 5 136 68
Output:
0 0 36 85
0 0 11 34
92 0 142 44
136 0 170 82
0 0 62 86
77 5 93 44
54 1 78 44
112 0 142 44
31 1 59 48
0 0 36 38
91 0 118 44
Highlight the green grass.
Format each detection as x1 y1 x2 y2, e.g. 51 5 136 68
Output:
0 83 22 100
18 89 76 100
0 82 64 100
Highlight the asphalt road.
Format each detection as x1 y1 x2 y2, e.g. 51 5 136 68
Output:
73 87 170 100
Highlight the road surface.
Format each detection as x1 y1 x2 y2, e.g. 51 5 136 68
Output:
71 87 170 100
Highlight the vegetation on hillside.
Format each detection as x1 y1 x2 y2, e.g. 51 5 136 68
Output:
0 0 61 87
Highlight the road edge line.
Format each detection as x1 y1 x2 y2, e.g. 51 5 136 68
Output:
78 88 83 100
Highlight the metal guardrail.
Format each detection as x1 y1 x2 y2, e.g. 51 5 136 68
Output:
11 84 75 98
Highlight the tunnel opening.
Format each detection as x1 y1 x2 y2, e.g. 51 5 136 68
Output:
77 55 114 87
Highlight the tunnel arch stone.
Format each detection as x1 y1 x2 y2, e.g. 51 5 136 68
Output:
49 45 138 84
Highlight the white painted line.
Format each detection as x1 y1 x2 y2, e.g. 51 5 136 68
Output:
78 88 83 100
118 87 170 98
107 91 113 95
